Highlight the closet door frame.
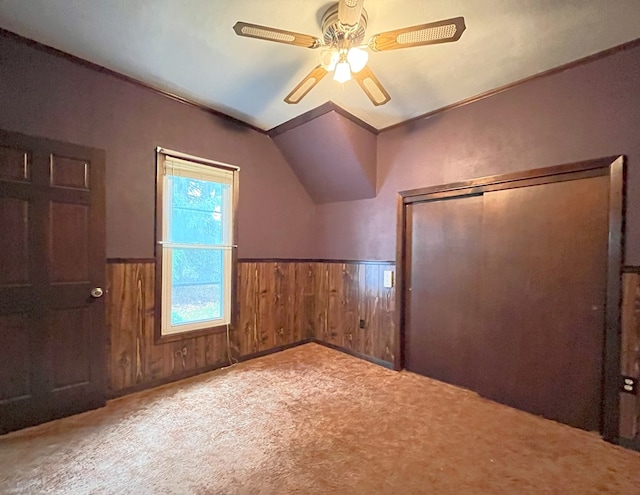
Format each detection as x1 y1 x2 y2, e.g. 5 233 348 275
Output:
395 156 624 442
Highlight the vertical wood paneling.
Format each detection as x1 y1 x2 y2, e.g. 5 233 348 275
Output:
620 272 640 439
294 263 316 340
307 262 395 365
379 266 396 364
237 263 258 356
361 264 378 358
107 261 236 395
257 263 277 351
327 263 344 346
327 263 361 347
315 263 329 342
107 260 397 396
106 262 155 392
274 263 295 348
321 262 396 365
194 335 206 369
343 264 360 350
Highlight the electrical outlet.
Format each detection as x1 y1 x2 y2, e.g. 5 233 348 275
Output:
621 376 638 395
383 270 394 288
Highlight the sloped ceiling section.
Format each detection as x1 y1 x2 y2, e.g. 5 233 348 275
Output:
2 1 640 130
272 109 377 204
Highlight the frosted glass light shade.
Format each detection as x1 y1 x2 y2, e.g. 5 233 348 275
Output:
320 49 339 71
347 47 369 73
333 61 352 83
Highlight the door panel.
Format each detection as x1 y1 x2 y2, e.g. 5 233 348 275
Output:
50 308 91 390
0 314 31 402
478 177 608 431
0 146 30 181
0 198 29 284
405 195 484 392
49 201 90 283
0 129 106 434
50 155 89 189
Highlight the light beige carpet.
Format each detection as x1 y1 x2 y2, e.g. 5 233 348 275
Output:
1 343 639 494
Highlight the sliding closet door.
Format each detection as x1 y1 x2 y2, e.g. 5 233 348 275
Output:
405 195 484 392
403 165 614 432
478 176 609 431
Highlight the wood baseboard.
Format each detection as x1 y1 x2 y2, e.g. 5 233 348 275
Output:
616 436 640 452
107 338 393 399
107 339 312 399
313 340 394 369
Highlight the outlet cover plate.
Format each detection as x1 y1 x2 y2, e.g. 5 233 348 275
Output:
621 376 638 395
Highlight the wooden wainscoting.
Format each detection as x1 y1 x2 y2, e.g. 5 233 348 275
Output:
620 269 640 443
316 262 396 366
236 262 316 355
106 260 396 396
107 261 233 395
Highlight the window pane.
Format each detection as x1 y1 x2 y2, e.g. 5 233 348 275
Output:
168 175 229 245
170 248 223 326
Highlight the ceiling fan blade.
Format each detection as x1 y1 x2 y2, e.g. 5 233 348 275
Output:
369 16 466 51
338 0 365 29
352 65 391 106
233 22 321 49
284 66 328 104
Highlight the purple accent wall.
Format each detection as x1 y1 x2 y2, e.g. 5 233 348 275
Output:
4 32 639 264
0 34 316 259
272 111 377 204
314 44 640 265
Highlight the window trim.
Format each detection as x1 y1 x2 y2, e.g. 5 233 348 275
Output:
154 147 239 343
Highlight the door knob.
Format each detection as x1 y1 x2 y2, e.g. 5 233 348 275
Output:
90 287 104 298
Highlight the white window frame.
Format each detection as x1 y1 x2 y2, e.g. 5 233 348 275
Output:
156 147 239 339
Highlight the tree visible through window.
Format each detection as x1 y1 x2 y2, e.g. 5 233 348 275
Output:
157 150 238 337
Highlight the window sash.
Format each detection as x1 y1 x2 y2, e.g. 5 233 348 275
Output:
163 172 232 247
158 151 238 337
161 246 232 335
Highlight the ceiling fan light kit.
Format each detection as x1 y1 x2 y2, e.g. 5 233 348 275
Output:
346 47 368 73
233 0 466 106
333 58 352 83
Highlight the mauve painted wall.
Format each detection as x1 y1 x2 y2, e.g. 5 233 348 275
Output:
314 44 640 265
0 35 315 259
273 111 377 204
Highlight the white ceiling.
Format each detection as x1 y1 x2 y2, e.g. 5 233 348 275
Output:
1 0 639 131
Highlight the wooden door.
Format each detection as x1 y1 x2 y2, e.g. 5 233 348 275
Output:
477 177 608 431
404 165 613 432
405 195 485 393
0 129 106 434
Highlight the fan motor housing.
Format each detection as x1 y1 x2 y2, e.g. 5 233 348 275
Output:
321 3 368 45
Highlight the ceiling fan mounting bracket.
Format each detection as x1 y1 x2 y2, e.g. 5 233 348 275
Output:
321 3 368 46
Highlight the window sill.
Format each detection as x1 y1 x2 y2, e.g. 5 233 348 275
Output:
154 323 229 344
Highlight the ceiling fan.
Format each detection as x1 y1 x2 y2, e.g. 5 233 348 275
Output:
233 0 466 106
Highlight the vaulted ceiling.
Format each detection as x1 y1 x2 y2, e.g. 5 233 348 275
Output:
1 1 639 131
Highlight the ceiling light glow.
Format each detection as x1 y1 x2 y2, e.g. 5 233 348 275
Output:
333 60 352 83
347 47 368 73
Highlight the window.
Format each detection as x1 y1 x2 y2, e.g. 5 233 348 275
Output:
156 148 238 339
